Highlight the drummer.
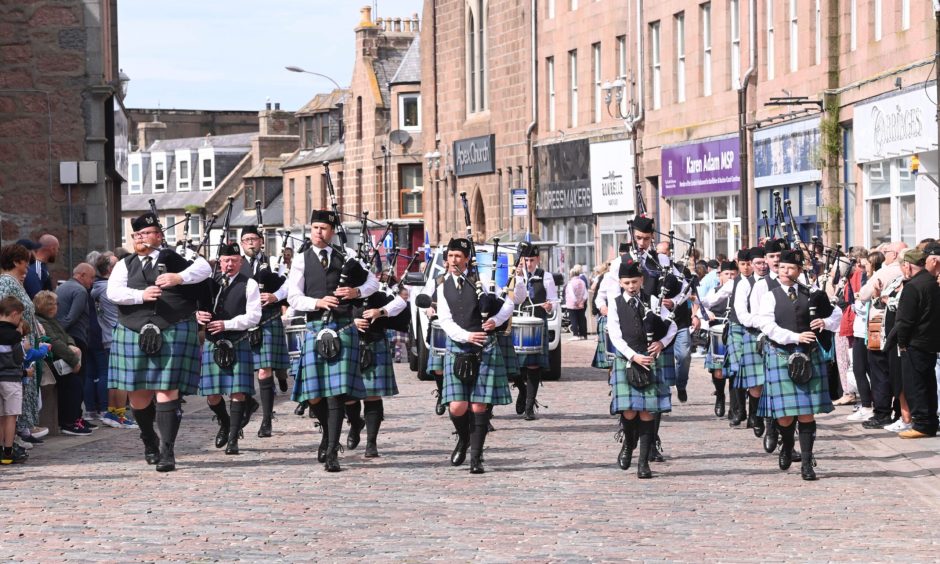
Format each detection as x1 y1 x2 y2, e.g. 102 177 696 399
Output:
513 245 557 420
699 260 739 417
419 277 448 416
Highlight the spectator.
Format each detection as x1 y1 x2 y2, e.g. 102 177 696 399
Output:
34 291 88 435
565 265 587 340
55 263 96 429
23 234 58 299
0 296 28 464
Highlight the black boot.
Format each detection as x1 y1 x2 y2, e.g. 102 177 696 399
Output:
763 419 779 453
294 402 308 416
325 397 344 472
239 395 259 430
155 400 182 472
648 412 664 462
469 410 489 474
226 401 244 455
514 377 527 415
449 411 471 466
434 375 446 416
132 402 160 464
486 404 495 432
618 415 638 470
778 420 797 471
636 419 654 479
798 420 818 481
275 368 289 393
730 389 747 426
524 370 541 421
257 378 275 438
748 395 763 435
345 400 365 450
208 399 230 449
311 400 329 463
363 400 383 458
712 377 726 418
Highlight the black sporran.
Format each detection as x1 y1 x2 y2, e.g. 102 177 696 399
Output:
453 351 481 387
359 344 375 372
787 351 813 385
315 328 342 361
213 339 236 369
626 364 652 389
138 323 164 356
248 327 262 348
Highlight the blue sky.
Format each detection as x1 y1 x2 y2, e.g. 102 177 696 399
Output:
118 0 423 111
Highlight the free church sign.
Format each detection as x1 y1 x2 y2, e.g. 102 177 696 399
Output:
453 134 496 177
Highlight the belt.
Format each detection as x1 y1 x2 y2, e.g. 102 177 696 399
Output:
306 311 353 323
745 326 761 336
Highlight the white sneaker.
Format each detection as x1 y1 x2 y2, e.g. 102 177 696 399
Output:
884 419 912 432
13 436 33 450
30 426 49 439
847 407 873 422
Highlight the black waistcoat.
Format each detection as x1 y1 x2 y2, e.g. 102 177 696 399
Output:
303 247 353 319
771 284 811 340
615 293 649 354
209 273 249 342
525 268 548 320
443 275 483 333
117 254 197 332
240 256 282 315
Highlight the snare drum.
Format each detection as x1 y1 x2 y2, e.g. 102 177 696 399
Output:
285 316 307 361
511 317 544 354
709 322 728 364
429 320 447 356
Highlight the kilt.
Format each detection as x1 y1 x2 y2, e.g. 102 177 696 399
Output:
498 332 521 380
290 318 365 403
658 343 678 387
198 338 256 396
426 346 444 373
722 323 746 377
109 319 200 395
516 318 550 370
592 315 612 370
251 316 291 371
735 331 765 389
360 337 399 397
704 351 723 371
609 354 673 414
762 342 834 418
442 336 511 405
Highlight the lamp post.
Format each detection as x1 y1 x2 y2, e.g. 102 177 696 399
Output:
284 66 344 91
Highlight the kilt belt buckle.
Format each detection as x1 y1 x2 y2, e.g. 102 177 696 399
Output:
138 323 164 356
213 339 236 369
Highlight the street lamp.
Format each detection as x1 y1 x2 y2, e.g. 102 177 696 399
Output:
285 66 343 91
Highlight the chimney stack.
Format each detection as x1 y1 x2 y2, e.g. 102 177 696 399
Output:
137 117 167 150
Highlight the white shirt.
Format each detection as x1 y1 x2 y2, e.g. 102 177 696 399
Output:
700 278 734 312
755 282 842 345
210 275 262 331
746 271 778 328
436 272 515 344
286 246 380 312
731 276 755 327
106 251 211 305
607 290 678 360
514 266 559 308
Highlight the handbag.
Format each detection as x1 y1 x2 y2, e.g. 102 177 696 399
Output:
867 314 883 351
138 322 164 355
212 339 236 369
453 351 481 387
626 363 652 389
248 327 262 348
787 351 813 385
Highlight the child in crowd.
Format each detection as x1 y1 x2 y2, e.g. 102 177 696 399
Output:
0 296 26 464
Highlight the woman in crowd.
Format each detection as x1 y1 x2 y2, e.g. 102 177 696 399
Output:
565 265 587 340
33 291 86 435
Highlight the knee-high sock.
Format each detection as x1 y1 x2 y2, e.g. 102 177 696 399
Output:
208 399 230 427
450 410 471 440
621 413 639 449
435 374 444 394
345 399 364 427
712 376 725 395
259 378 275 423
470 410 490 458
798 420 816 457
637 419 655 461
525 369 541 409
227 401 244 444
326 396 345 450
735 389 748 417
132 401 158 445
364 399 383 443
155 400 182 448
779 420 797 451
311 400 329 451
653 411 662 442
747 394 760 419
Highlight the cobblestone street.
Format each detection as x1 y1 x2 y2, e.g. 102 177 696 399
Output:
3 338 940 562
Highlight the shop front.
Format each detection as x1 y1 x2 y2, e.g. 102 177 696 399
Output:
853 84 939 247
590 139 636 264
661 135 741 260
535 139 595 274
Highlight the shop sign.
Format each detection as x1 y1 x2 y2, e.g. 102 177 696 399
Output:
753 117 822 188
512 188 528 217
854 87 939 163
661 135 740 197
535 139 593 219
453 134 495 177
589 139 635 214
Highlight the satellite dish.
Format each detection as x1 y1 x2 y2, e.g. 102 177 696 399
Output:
389 129 412 146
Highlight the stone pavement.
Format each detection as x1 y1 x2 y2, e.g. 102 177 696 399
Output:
3 337 940 562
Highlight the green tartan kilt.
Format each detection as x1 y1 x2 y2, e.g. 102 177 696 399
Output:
109 319 200 394
251 316 291 370
360 337 399 397
762 342 834 418
442 336 511 405
720 323 745 376
198 338 256 396
516 318 550 369
592 315 612 369
498 332 521 380
609 354 673 414
290 318 365 402
735 331 766 389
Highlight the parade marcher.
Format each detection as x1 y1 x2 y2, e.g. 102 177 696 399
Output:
286 210 379 472
756 250 841 480
239 226 290 438
726 247 761 424
197 244 262 455
421 287 448 416
699 260 740 417
607 259 677 479
107 213 212 472
512 245 556 420
436 238 514 474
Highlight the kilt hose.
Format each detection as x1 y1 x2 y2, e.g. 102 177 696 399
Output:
291 318 366 403
360 336 399 397
198 338 256 396
252 314 291 370
762 342 834 419
609 353 673 415
441 336 512 405
592 315 612 370
109 319 200 395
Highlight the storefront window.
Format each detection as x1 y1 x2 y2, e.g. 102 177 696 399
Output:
541 217 595 277
670 195 739 261
864 159 916 247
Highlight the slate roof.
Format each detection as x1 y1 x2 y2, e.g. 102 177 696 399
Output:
229 192 284 227
280 143 345 170
373 45 409 107
123 192 208 212
244 157 288 179
389 36 420 85
148 132 255 152
297 89 349 117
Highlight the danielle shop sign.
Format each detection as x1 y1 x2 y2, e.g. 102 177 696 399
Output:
589 139 635 214
453 134 496 177
661 136 740 197
854 86 939 163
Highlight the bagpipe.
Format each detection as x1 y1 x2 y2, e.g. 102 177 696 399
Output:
205 196 242 368
249 199 287 315
459 191 506 324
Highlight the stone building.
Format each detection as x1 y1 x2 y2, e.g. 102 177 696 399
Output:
127 108 260 151
0 0 123 274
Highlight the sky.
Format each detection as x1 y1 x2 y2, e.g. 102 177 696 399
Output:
118 0 423 111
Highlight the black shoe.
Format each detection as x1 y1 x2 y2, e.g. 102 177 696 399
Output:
257 419 272 438
730 410 744 427
156 446 176 472
778 447 793 471
324 447 341 472
862 415 894 429
10 444 28 464
753 417 766 438
317 434 328 464
618 439 634 470
346 417 365 450
745 415 755 429
214 423 229 449
276 374 289 393
469 455 485 474
451 435 469 466
240 396 259 429
225 438 239 455
82 419 99 430
364 440 379 458
294 402 307 416
19 434 43 444
144 440 160 465
714 395 725 418
801 457 817 481
637 458 652 479
677 388 688 403
648 439 664 463
524 405 536 421
763 425 779 453
515 385 527 415
792 450 802 462
433 390 446 416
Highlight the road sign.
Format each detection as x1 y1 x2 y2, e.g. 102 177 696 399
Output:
512 188 527 217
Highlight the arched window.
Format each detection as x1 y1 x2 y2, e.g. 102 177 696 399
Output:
466 0 488 113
